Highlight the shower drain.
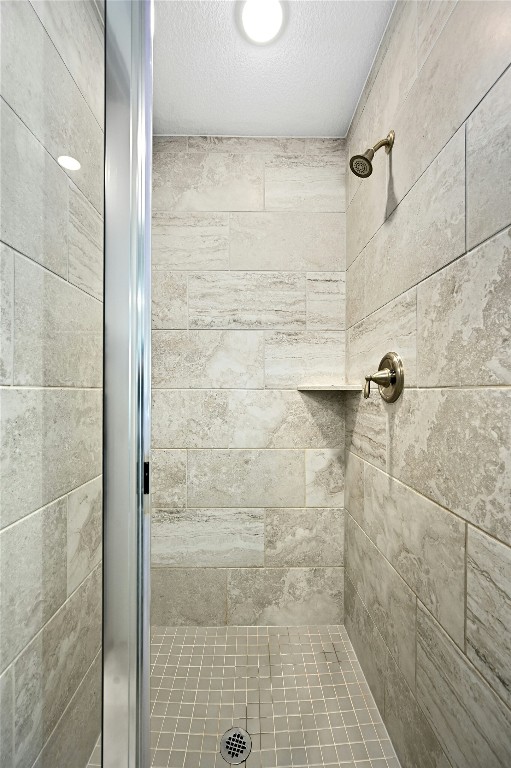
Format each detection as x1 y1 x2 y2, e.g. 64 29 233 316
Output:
220 727 252 764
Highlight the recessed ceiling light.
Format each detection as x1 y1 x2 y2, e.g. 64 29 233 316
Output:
241 0 284 44
58 155 81 171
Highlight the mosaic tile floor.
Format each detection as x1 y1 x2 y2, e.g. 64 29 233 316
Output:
88 625 401 768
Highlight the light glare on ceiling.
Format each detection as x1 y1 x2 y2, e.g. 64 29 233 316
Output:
241 0 283 44
57 155 81 171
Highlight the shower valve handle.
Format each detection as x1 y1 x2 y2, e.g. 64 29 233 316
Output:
364 369 393 398
363 352 405 403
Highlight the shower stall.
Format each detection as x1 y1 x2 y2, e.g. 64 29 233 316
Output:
1 2 510 768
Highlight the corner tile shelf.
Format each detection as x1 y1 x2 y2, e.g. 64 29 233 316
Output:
297 384 362 392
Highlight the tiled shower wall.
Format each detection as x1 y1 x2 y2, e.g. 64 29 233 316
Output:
343 2 511 768
0 2 103 767
151 137 346 626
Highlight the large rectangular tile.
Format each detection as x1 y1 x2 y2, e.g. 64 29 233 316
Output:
346 516 416 690
188 272 306 330
417 227 511 386
467 67 511 248
0 388 102 529
227 567 344 625
152 508 264 567
187 450 305 508
14 567 101 768
306 272 345 330
13 254 102 387
152 330 264 389
265 155 345 212
0 665 14 768
68 184 103 301
0 498 67 674
152 271 188 330
416 603 511 768
344 451 364 523
152 149 264 211
264 331 345 388
1 0 103 210
151 567 227 626
0 244 14 385
187 136 307 154
364 128 465 317
151 389 344 449
0 101 68 278
417 0 457 71
152 212 229 271
467 527 511 709
305 449 344 507
347 288 417 386
346 152 388 267
229 212 345 272
363 464 465 646
345 393 386 471
151 450 187 508
391 0 511 209
387 388 511 546
67 477 102 596
265 508 344 567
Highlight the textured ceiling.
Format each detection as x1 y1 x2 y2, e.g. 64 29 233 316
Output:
153 0 394 137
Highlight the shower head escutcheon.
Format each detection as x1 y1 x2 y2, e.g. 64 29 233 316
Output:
349 130 395 178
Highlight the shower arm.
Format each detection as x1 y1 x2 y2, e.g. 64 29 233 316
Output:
371 130 395 157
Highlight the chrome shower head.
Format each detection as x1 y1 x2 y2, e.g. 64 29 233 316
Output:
349 130 395 178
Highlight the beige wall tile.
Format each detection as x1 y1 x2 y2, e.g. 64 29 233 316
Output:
68 184 103 301
345 253 365 329
151 450 187 508
187 136 307 154
230 212 345 272
0 244 14 385
188 272 306 330
265 508 344 567
152 271 188 330
417 0 457 72
0 665 14 768
306 272 345 330
187 449 305 508
264 331 345 388
417 228 511 386
345 393 387 471
305 139 346 156
265 155 345 212
305 449 345 508
152 212 229 271
344 451 364 524
151 567 227 626
67 477 102 596
467 66 511 249
346 155 388 268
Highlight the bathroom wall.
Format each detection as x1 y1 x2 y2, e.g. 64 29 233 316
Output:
344 2 511 767
151 136 346 626
0 2 103 767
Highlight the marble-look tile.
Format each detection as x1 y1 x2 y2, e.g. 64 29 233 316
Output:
152 136 187 154
467 66 511 249
467 527 511 708
152 150 264 211
347 288 417 386
151 567 227 626
363 464 465 646
387 388 511 546
265 155 345 212
344 575 387 712
152 330 264 389
417 0 457 71
306 272 345 330
416 603 511 768
384 650 450 768
264 331 345 388
67 477 102 596
68 184 103 301
0 102 68 278
152 271 188 330
151 450 187 508
34 653 101 768
187 136 307 154
13 254 103 387
364 128 465 317
30 0 104 126
265 508 344 567
344 451 364 523
391 0 511 209
187 450 305 508
305 138 346 156
417 228 511 386
229 212 345 272
227 568 344 626
345 252 365 329
1 0 103 211
345 393 386 471
0 665 14 768
0 498 66 673
305 449 344 507
152 212 229 271
151 389 344 449
346 152 388 268
346 516 416 690
151 508 264 567
14 567 101 768
188 272 306 330
0 244 14 385
0 388 102 528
